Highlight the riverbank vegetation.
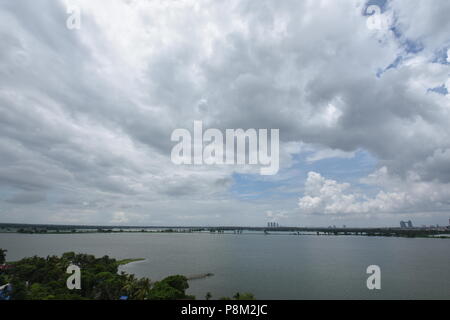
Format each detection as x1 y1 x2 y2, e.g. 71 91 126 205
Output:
0 250 194 300
116 258 146 266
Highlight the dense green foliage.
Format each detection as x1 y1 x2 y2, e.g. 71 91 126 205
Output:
220 292 255 300
0 249 6 264
0 273 7 288
0 250 192 300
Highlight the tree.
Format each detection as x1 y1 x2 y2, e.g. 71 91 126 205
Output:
122 274 138 299
221 292 255 300
147 281 184 300
235 292 255 300
0 248 6 264
161 275 189 292
132 278 151 300
91 272 123 300
10 278 28 300
205 292 212 300
147 275 191 300
5 251 200 300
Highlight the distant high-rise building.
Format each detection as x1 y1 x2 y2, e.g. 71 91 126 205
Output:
400 221 407 228
407 220 413 228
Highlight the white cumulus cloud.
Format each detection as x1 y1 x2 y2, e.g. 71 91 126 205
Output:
299 169 450 216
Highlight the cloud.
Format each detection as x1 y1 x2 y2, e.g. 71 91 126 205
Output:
0 0 449 225
266 210 288 222
299 169 450 216
110 211 145 225
306 148 356 163
389 0 450 53
5 191 47 205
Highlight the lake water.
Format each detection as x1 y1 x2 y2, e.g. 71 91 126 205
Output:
1 233 449 299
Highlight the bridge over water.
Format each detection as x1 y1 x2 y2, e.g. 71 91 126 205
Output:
1 223 448 238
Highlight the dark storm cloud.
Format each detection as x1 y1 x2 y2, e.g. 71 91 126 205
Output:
6 191 46 204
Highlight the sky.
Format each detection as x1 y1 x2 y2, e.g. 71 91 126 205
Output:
0 0 449 227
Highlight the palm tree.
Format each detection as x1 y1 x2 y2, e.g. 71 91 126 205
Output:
135 278 152 300
122 275 152 300
122 274 138 298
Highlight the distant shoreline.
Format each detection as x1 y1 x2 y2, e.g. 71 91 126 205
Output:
0 229 449 240
116 258 146 266
1 222 449 240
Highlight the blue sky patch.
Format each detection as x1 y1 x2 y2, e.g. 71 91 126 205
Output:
230 150 378 201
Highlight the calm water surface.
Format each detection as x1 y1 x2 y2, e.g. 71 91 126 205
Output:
1 233 449 299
